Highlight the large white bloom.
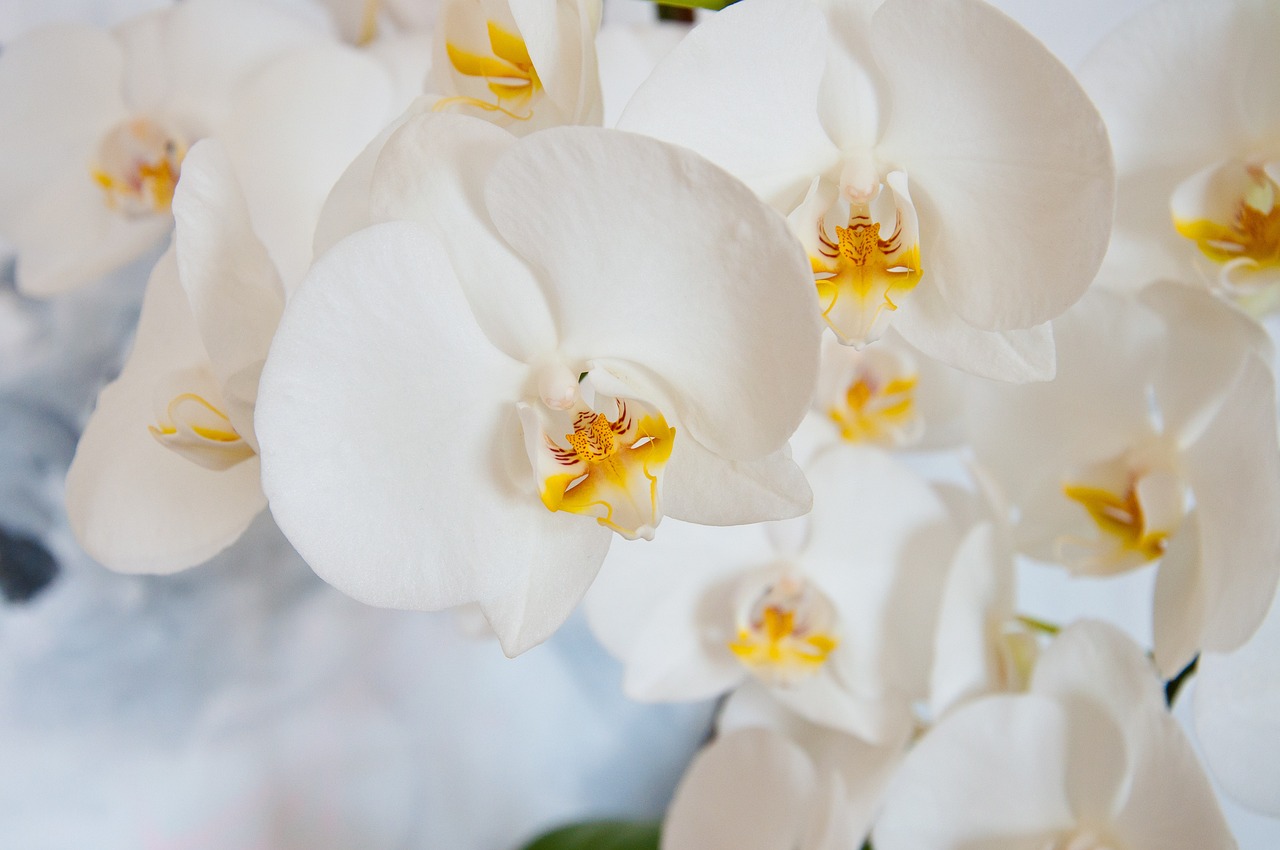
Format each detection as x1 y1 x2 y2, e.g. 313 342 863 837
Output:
968 284 1280 676
0 0 328 296
876 620 1235 850
64 44 398 573
1081 0 1280 313
254 115 821 656
586 446 954 741
617 0 1113 381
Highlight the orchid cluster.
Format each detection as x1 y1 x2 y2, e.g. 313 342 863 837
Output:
2 0 1279 846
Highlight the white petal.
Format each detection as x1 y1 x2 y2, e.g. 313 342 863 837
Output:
1182 354 1280 655
1079 0 1280 177
1111 712 1235 850
258 222 605 648
663 728 818 850
1150 512 1206 679
662 437 812 527
875 695 1073 850
872 0 1113 330
368 111 557 361
893 280 1057 382
507 0 602 126
171 138 284 447
1195 588 1280 817
216 43 396 293
616 0 841 205
485 126 822 460
65 249 265 573
1141 281 1273 441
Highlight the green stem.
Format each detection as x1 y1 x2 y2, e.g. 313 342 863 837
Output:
1015 614 1061 636
651 0 739 11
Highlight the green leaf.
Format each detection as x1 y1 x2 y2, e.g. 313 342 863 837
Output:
647 0 740 11
521 820 661 850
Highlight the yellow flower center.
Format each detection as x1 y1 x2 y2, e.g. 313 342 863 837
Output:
811 177 923 347
1058 459 1184 576
728 576 839 686
149 392 254 471
829 370 918 446
1175 164 1280 269
525 395 675 540
437 21 541 121
91 117 187 217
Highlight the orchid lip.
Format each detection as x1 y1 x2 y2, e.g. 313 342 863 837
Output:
149 391 254 472
437 19 541 121
727 569 839 687
92 116 188 217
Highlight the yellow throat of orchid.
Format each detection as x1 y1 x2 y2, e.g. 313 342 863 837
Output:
728 575 839 686
811 174 923 347
829 370 919 446
149 392 254 471
437 20 540 120
1175 163 1280 269
92 118 187 217
525 392 675 541
1058 462 1184 575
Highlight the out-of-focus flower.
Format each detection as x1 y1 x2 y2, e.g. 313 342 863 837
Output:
0 0 328 296
662 684 905 850
968 284 1280 675
618 0 1112 380
586 446 954 742
64 44 398 573
255 115 821 656
426 0 602 132
1081 0 1280 314
876 620 1235 850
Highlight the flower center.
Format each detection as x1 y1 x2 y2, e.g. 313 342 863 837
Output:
1058 455 1185 575
91 117 187 217
519 387 675 541
436 20 541 121
824 347 921 447
810 171 923 347
149 392 254 471
728 573 839 686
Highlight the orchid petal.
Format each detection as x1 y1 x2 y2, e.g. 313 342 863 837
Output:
368 111 556 361
875 695 1073 850
217 44 395 294
507 0 602 125
1182 354 1280 655
1150 512 1206 679
616 0 841 206
662 437 812 526
257 222 608 653
171 138 283 448
872 0 1112 331
65 249 264 573
664 728 817 850
484 126 821 460
893 279 1056 382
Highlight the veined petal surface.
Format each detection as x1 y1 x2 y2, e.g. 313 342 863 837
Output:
485 126 821 460
872 0 1113 331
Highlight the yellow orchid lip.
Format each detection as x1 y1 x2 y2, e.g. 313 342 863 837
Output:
828 367 919 446
1174 163 1280 268
809 173 923 347
149 392 254 471
92 117 187 217
527 395 675 541
728 574 839 686
437 20 541 121
1057 462 1185 575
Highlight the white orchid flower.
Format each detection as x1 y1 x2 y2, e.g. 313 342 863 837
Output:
967 284 1280 676
254 115 821 656
425 0 602 132
1194 582 1280 817
617 0 1113 381
0 0 329 296
1081 0 1280 314
64 44 399 573
876 620 1235 850
663 685 906 850
585 446 954 741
